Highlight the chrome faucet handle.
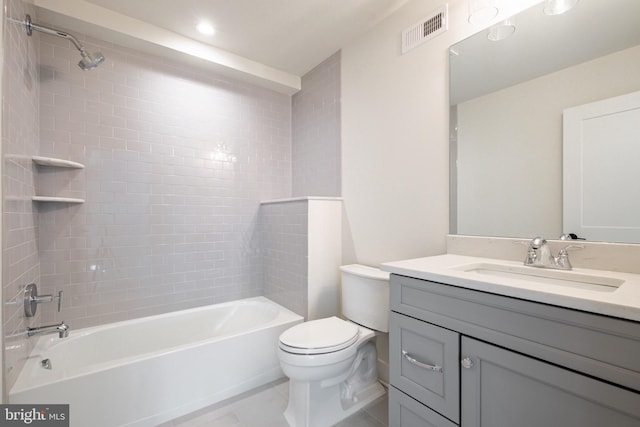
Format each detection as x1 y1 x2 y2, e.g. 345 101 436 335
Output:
23 285 64 317
557 244 584 256
559 243 584 250
555 244 584 270
56 290 64 312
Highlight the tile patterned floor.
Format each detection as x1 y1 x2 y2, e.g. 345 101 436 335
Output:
160 379 388 427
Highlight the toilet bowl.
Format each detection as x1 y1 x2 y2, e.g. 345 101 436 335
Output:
278 265 389 427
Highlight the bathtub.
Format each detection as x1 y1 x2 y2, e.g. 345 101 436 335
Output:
10 297 303 427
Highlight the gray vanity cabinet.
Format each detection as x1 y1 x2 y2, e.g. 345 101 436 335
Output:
388 274 640 427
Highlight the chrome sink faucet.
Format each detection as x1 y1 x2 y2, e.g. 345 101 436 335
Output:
27 321 69 339
524 237 582 270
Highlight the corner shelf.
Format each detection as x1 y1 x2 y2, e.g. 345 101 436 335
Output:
32 156 85 204
32 196 84 204
32 156 84 169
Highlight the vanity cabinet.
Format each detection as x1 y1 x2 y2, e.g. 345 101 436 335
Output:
389 274 640 427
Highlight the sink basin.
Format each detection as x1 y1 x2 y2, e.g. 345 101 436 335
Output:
453 263 625 292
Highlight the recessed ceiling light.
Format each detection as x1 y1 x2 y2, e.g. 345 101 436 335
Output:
196 22 215 36
468 0 499 25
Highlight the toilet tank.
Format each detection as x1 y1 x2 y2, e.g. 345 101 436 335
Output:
340 264 390 333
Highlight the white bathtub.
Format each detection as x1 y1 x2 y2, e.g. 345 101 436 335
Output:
10 297 303 427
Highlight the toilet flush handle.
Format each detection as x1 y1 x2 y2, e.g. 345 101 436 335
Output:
402 350 443 372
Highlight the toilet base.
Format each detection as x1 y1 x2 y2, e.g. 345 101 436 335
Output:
283 342 386 427
284 379 385 427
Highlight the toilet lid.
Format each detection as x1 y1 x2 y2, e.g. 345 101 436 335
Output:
279 317 359 355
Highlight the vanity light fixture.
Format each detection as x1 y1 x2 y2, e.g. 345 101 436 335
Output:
543 0 579 16
196 21 215 36
487 19 515 41
468 0 499 25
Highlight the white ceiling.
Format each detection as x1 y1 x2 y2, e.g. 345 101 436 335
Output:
39 0 409 77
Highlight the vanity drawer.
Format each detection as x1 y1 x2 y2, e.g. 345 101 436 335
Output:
389 386 457 427
390 311 459 423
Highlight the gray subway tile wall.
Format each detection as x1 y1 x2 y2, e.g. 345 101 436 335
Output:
261 200 309 317
35 30 292 327
2 0 41 390
292 51 341 197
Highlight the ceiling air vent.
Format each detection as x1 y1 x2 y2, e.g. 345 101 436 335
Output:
402 4 448 54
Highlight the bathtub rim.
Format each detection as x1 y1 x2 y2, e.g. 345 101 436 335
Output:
10 296 303 395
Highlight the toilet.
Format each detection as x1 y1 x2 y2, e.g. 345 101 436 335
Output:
278 264 389 427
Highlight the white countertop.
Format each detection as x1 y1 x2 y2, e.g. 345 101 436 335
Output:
381 254 640 322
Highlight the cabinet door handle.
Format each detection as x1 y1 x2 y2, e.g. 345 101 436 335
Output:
402 350 443 372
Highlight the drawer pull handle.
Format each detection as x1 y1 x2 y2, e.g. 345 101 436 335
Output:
402 350 443 372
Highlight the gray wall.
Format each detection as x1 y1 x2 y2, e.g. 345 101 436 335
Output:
261 200 308 317
292 51 341 197
35 29 292 328
2 0 41 392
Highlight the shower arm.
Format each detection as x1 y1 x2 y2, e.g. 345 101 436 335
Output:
21 14 105 71
25 14 86 54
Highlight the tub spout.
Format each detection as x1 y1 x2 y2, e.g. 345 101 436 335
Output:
27 321 69 338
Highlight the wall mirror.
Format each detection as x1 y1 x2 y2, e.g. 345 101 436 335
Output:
449 0 640 243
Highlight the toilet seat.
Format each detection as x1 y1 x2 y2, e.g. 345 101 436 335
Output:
279 317 359 355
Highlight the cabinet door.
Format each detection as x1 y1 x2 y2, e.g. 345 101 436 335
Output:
461 337 640 427
389 386 457 427
390 312 460 423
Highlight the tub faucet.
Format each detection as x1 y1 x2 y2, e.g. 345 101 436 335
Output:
27 321 69 338
524 237 582 270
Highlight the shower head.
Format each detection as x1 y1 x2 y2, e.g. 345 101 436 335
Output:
24 14 105 71
78 49 105 71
